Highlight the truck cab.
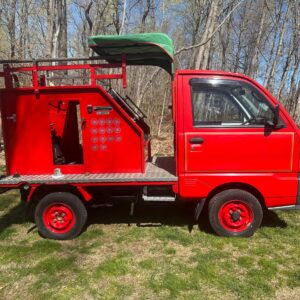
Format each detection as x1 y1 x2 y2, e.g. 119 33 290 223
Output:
0 33 299 239
175 70 299 206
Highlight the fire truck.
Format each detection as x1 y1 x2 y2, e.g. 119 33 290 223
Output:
0 33 299 240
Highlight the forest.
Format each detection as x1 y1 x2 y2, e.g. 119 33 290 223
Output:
0 0 299 151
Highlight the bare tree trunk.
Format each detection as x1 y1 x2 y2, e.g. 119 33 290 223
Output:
119 0 127 35
113 0 121 34
220 15 231 69
247 2 266 77
188 2 203 69
195 0 219 69
8 0 17 58
233 3 247 73
140 0 151 33
47 0 55 58
57 0 68 58
46 0 67 59
266 2 289 89
278 46 296 100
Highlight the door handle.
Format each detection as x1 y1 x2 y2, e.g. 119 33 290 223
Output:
189 137 204 144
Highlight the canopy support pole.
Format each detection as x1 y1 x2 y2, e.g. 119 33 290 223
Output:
122 53 127 89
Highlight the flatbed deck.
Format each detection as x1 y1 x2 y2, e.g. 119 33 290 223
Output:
0 157 177 187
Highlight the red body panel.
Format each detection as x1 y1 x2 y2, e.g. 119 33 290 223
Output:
175 71 300 207
1 86 144 175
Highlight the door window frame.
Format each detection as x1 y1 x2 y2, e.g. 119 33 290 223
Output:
189 78 285 129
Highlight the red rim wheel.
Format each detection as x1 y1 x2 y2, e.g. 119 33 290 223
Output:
43 203 76 234
218 200 253 232
35 192 87 240
208 189 263 237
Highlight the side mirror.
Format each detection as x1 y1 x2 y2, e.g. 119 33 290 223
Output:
273 104 280 127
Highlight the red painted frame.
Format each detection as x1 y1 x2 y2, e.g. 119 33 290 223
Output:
0 55 127 91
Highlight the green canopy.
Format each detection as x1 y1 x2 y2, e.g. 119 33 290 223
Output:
88 33 174 74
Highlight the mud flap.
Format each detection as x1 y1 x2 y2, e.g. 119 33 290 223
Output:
194 199 206 221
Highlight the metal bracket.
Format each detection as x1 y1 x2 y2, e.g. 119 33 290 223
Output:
7 114 16 123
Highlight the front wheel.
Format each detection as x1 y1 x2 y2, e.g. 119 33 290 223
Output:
35 192 87 240
208 189 263 237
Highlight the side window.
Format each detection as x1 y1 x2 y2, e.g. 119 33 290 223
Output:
192 89 244 126
231 86 274 121
190 79 284 128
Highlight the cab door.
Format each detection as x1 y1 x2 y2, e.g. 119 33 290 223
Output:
179 76 298 198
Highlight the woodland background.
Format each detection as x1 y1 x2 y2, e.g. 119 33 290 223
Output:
0 0 299 153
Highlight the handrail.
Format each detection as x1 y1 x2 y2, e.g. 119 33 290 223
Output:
125 95 147 119
0 54 127 90
108 88 140 121
0 56 101 64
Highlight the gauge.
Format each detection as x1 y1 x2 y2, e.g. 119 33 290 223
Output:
91 128 97 135
99 128 106 134
91 145 99 151
91 118 98 126
100 136 107 143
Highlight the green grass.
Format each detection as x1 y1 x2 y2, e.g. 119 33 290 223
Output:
0 190 300 299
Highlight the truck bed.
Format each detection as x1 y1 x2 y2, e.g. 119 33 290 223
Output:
0 157 177 187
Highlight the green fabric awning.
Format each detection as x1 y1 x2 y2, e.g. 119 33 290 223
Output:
88 33 174 74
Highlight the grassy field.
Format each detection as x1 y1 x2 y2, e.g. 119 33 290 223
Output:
0 190 299 300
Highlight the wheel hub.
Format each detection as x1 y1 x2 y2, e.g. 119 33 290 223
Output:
219 200 253 232
231 210 241 222
43 203 75 234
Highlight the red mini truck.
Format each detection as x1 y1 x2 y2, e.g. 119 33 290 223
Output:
0 33 299 239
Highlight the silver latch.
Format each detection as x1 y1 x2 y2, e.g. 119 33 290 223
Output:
7 114 16 122
52 168 64 179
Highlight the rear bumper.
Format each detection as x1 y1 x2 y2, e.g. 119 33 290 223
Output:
268 205 300 211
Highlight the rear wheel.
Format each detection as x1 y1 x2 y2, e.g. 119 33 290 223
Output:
208 189 263 237
35 192 87 240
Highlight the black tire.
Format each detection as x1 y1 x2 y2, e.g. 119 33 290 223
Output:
35 192 87 240
208 189 263 237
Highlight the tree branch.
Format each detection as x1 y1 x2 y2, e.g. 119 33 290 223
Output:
175 0 244 55
85 0 93 34
119 0 127 35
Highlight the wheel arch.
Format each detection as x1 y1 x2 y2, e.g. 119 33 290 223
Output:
28 184 90 206
206 182 266 210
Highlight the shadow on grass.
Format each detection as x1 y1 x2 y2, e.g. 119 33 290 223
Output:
261 210 287 228
86 202 288 234
0 201 34 236
87 202 194 228
0 198 288 237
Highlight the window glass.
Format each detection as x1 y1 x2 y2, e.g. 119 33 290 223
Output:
230 86 274 121
193 90 244 125
191 79 280 127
